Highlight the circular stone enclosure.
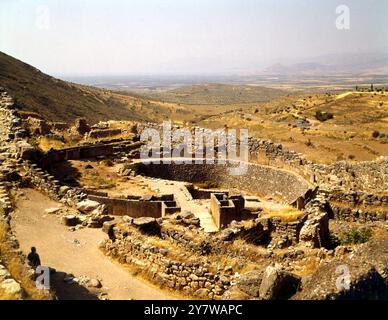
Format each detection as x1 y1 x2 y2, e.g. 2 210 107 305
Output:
136 160 313 204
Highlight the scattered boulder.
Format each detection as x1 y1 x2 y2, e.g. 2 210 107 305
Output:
0 278 23 299
91 204 108 216
122 215 134 224
194 288 210 299
59 186 70 195
237 270 264 297
76 199 101 214
0 265 11 280
259 265 301 300
88 278 102 289
45 207 61 215
62 215 79 227
176 211 200 227
222 285 252 300
102 221 116 235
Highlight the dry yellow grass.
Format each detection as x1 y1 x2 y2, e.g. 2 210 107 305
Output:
0 219 51 300
292 256 321 277
37 136 66 152
81 172 116 189
198 90 388 163
262 206 305 222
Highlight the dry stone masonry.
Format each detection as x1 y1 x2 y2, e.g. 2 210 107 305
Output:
0 88 49 300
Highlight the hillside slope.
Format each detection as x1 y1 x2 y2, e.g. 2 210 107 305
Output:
198 90 388 163
0 51 147 123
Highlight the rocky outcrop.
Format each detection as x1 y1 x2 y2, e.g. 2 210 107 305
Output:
259 265 301 300
293 238 388 300
236 270 263 297
76 199 106 215
0 264 24 299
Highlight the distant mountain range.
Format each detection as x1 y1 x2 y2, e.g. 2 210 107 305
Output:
261 52 388 76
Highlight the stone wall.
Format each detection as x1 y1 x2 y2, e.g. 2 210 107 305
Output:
138 161 313 204
23 160 181 219
187 185 229 200
0 89 52 299
39 140 142 168
210 193 258 229
248 138 388 194
87 194 163 218
88 128 123 139
328 191 387 222
137 122 387 194
102 223 235 299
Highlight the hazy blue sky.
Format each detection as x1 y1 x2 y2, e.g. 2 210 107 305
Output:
0 0 387 75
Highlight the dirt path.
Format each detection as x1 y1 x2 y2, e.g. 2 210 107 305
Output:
335 91 386 100
11 188 179 300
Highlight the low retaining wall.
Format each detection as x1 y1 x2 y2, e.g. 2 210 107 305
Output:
87 195 163 218
39 140 142 168
88 128 123 139
325 189 387 222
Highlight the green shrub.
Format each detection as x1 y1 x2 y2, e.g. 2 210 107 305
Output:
315 111 334 122
342 228 372 245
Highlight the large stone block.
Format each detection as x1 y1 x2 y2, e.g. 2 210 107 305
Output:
236 270 263 297
259 265 301 300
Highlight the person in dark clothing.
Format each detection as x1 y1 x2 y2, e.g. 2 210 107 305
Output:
27 247 41 269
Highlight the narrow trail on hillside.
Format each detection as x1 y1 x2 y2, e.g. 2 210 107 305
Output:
10 188 179 300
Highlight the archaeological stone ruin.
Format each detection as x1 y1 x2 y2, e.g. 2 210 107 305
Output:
0 87 387 301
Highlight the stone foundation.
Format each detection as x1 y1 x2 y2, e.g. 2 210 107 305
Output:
102 223 235 299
